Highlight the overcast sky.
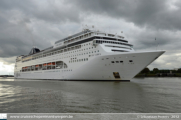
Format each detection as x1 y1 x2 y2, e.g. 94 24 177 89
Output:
0 0 181 75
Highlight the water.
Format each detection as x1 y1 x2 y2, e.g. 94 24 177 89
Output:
0 77 181 113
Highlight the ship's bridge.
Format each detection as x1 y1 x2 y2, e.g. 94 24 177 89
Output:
53 29 129 49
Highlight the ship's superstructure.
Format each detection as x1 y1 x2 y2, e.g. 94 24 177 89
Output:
14 29 165 80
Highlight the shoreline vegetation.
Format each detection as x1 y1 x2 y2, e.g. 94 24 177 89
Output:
0 75 14 77
135 67 181 77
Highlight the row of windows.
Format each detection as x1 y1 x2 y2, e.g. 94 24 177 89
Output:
105 45 131 50
21 61 68 72
23 45 82 62
64 33 92 44
64 46 97 55
24 49 99 62
96 40 132 47
111 60 133 63
64 50 99 58
69 58 88 63
22 42 95 62
21 69 72 73
29 69 73 73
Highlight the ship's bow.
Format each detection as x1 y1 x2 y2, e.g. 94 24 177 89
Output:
67 50 165 81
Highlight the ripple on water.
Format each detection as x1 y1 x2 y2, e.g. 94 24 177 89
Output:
0 78 181 113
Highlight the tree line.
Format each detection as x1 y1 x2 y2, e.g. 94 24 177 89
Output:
140 68 181 74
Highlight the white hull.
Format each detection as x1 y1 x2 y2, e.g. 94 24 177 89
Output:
16 51 164 81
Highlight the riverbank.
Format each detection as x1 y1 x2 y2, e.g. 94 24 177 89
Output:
135 73 181 77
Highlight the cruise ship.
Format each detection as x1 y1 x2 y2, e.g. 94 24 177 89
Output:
14 29 165 81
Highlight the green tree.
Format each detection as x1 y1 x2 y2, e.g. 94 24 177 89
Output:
141 67 150 74
153 68 159 73
177 68 181 73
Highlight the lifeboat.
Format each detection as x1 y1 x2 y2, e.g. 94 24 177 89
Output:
43 63 47 66
35 65 39 67
47 62 55 66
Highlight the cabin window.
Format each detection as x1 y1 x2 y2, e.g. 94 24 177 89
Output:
112 61 114 63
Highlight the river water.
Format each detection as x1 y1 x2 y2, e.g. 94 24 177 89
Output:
0 77 181 113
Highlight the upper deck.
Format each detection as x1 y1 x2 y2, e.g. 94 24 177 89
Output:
16 29 132 62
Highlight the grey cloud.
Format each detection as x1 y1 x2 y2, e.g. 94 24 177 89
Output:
148 50 181 70
0 56 16 65
69 0 181 31
0 0 83 58
0 15 50 57
1 0 181 31
0 0 81 24
0 0 181 70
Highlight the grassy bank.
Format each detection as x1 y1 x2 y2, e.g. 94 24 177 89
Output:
135 73 181 77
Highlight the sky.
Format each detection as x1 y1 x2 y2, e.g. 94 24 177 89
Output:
0 0 181 75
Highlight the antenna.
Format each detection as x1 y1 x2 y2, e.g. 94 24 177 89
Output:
92 25 94 31
82 24 84 31
155 38 157 51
